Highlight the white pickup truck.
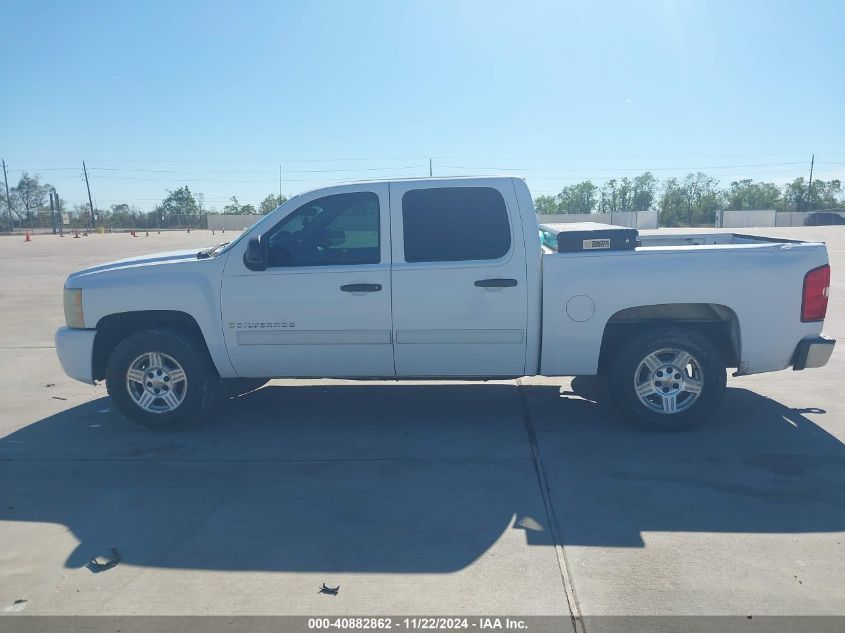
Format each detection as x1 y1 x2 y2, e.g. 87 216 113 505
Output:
55 177 835 432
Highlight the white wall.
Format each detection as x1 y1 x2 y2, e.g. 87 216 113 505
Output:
719 210 777 228
775 212 809 227
537 211 658 230
718 209 845 228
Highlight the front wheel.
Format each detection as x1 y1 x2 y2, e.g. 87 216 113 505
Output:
609 328 726 431
105 329 217 431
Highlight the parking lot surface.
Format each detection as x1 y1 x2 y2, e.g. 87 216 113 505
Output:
0 227 843 627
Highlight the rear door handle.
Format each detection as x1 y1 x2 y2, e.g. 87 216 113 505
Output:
340 283 382 293
474 278 518 288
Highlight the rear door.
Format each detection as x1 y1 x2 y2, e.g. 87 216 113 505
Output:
389 179 528 377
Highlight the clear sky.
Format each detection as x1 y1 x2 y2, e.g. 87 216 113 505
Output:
2 0 843 211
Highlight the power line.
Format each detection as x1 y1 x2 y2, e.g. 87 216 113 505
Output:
86 165 426 175
11 160 845 176
86 175 364 183
43 163 840 183
5 167 80 172
6 156 433 164
433 168 844 181
12 150 845 164
438 161 807 172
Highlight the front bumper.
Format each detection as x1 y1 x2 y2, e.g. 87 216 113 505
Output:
792 334 836 370
55 327 97 384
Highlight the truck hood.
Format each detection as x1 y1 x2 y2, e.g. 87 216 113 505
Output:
66 248 211 284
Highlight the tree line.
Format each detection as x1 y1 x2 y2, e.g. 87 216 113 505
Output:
534 172 842 226
114 188 288 230
2 170 842 231
0 173 288 230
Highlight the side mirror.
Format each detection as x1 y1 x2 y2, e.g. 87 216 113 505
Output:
243 235 267 271
327 229 346 247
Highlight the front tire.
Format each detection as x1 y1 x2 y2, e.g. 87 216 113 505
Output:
105 329 217 431
609 328 726 432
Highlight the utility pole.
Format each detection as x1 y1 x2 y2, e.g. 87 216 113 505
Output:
807 153 815 214
429 158 433 177
279 164 283 203
55 190 63 237
49 190 57 234
82 161 95 230
2 159 12 232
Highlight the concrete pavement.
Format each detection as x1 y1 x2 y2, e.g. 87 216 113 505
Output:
0 227 843 625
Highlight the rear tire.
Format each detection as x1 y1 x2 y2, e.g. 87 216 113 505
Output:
609 327 726 432
105 329 217 431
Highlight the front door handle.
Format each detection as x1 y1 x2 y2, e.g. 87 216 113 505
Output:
340 283 382 293
474 278 518 288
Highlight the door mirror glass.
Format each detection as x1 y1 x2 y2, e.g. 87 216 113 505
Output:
244 235 267 271
327 228 346 247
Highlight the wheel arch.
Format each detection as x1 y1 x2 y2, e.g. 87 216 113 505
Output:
93 310 217 381
597 303 741 374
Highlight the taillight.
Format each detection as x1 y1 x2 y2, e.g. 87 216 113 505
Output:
801 264 830 322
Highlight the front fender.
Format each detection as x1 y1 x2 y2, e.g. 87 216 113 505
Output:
76 257 237 378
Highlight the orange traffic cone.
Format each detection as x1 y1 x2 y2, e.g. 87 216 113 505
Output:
24 231 32 242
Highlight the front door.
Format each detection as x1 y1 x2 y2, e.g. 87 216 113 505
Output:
221 184 394 378
389 180 528 377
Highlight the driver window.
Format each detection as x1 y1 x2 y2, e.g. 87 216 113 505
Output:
265 191 380 267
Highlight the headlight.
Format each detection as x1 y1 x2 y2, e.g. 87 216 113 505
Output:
63 288 85 328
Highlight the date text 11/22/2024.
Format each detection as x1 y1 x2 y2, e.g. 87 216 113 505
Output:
307 617 531 630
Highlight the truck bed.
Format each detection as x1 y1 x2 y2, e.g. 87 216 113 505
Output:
538 228 829 377
635 231 805 247
539 229 808 254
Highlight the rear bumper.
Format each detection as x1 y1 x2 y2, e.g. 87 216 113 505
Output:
792 334 836 370
55 327 97 384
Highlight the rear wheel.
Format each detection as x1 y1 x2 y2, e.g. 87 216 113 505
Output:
106 329 217 431
609 328 726 431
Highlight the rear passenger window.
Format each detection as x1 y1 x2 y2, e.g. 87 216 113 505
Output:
402 187 511 263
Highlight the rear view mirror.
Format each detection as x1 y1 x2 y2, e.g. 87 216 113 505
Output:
244 235 267 271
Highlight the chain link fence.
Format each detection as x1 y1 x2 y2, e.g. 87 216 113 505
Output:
1 212 220 234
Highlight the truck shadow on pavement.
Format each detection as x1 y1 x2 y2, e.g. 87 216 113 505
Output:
0 383 843 572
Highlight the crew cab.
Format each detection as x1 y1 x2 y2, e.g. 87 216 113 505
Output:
55 177 835 431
